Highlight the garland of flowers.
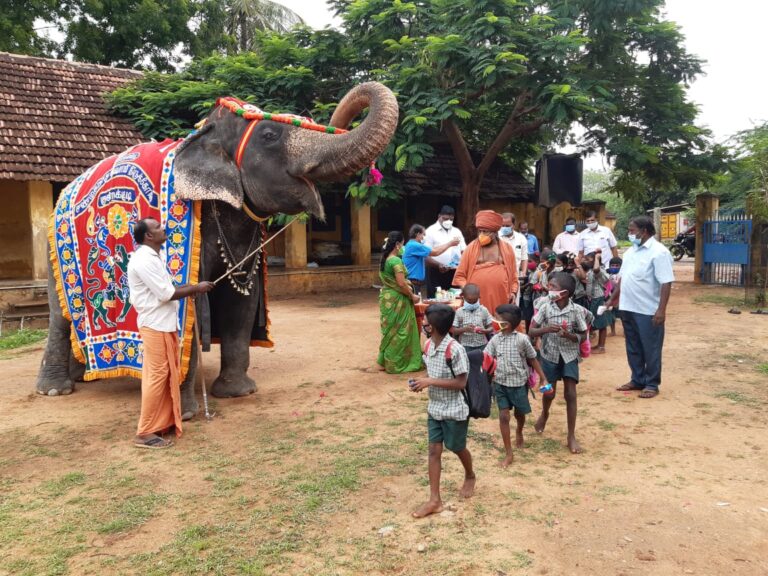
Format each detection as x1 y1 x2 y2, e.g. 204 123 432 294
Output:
216 97 348 135
215 96 382 187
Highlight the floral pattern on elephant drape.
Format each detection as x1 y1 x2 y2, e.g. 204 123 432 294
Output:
51 139 201 381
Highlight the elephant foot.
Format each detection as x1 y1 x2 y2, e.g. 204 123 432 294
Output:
210 373 256 398
36 376 75 397
181 396 199 421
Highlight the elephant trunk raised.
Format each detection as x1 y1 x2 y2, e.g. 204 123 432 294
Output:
290 82 400 183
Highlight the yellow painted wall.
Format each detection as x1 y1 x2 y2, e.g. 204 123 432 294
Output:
0 180 34 279
28 181 53 279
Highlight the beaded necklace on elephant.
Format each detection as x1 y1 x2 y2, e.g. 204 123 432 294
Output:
211 200 261 295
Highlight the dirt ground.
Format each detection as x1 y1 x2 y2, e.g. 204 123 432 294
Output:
1 259 767 575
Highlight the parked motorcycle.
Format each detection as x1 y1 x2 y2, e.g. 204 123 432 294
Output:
670 226 695 261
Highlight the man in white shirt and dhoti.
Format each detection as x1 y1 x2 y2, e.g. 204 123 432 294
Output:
127 218 213 449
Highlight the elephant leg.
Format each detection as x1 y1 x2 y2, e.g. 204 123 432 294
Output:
179 331 199 421
36 262 75 396
210 287 257 398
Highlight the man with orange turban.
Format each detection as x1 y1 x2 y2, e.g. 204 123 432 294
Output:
453 211 519 319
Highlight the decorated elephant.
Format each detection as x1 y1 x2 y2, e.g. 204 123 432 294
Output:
37 82 399 419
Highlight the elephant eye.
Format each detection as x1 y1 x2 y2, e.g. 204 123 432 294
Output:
261 129 279 143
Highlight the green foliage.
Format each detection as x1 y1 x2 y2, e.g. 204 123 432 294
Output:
702 123 768 214
328 0 721 211
582 170 642 240
61 0 194 71
3 0 304 71
0 329 48 351
105 0 721 209
0 0 62 56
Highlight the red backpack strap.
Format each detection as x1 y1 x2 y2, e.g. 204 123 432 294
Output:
444 339 454 361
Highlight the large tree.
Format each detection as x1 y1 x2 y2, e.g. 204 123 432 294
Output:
60 0 194 71
0 0 62 56
331 0 720 232
189 0 304 57
2 0 304 70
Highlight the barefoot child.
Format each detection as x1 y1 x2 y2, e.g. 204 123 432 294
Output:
529 273 587 454
485 304 547 467
451 283 493 352
410 304 476 518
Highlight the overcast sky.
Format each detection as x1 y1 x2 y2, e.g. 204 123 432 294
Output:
280 0 766 166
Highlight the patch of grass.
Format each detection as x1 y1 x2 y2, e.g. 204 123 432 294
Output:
0 328 47 351
22 443 60 459
757 363 768 375
716 390 760 407
96 493 167 534
596 485 630 498
596 419 617 431
529 437 561 454
40 472 86 496
467 429 496 450
212 476 244 496
693 293 745 307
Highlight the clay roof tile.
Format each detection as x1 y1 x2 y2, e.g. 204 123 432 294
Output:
0 52 145 182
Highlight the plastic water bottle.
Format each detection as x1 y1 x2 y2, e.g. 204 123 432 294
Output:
539 383 555 396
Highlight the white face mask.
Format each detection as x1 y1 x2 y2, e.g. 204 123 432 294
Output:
587 221 598 231
441 219 453 231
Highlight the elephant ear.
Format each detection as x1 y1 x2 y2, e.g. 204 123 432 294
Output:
173 120 244 208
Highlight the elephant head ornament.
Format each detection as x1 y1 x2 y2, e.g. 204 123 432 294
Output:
172 82 400 220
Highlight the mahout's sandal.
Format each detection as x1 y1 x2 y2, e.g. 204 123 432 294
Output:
134 436 173 449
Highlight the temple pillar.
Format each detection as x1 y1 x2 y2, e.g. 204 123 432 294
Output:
351 200 372 266
285 219 308 269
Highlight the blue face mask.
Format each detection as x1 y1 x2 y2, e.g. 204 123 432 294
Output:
607 267 621 275
463 301 480 311
628 234 642 246
499 226 513 237
565 224 576 233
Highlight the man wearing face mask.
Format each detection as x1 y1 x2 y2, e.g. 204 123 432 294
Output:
499 213 528 285
577 210 619 262
553 217 581 255
519 221 539 259
424 206 467 298
606 216 674 399
453 211 518 320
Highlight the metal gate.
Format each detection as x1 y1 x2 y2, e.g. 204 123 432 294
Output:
701 212 752 286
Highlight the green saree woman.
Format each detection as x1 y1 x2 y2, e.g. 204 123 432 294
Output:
378 232 423 373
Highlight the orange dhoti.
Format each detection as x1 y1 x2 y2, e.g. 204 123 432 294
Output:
137 327 183 437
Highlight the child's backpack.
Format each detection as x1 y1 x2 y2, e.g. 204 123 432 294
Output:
424 339 493 419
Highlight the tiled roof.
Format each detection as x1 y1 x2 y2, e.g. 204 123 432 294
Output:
401 143 534 201
0 52 145 182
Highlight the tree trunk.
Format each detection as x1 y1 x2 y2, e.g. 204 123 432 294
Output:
459 176 481 238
